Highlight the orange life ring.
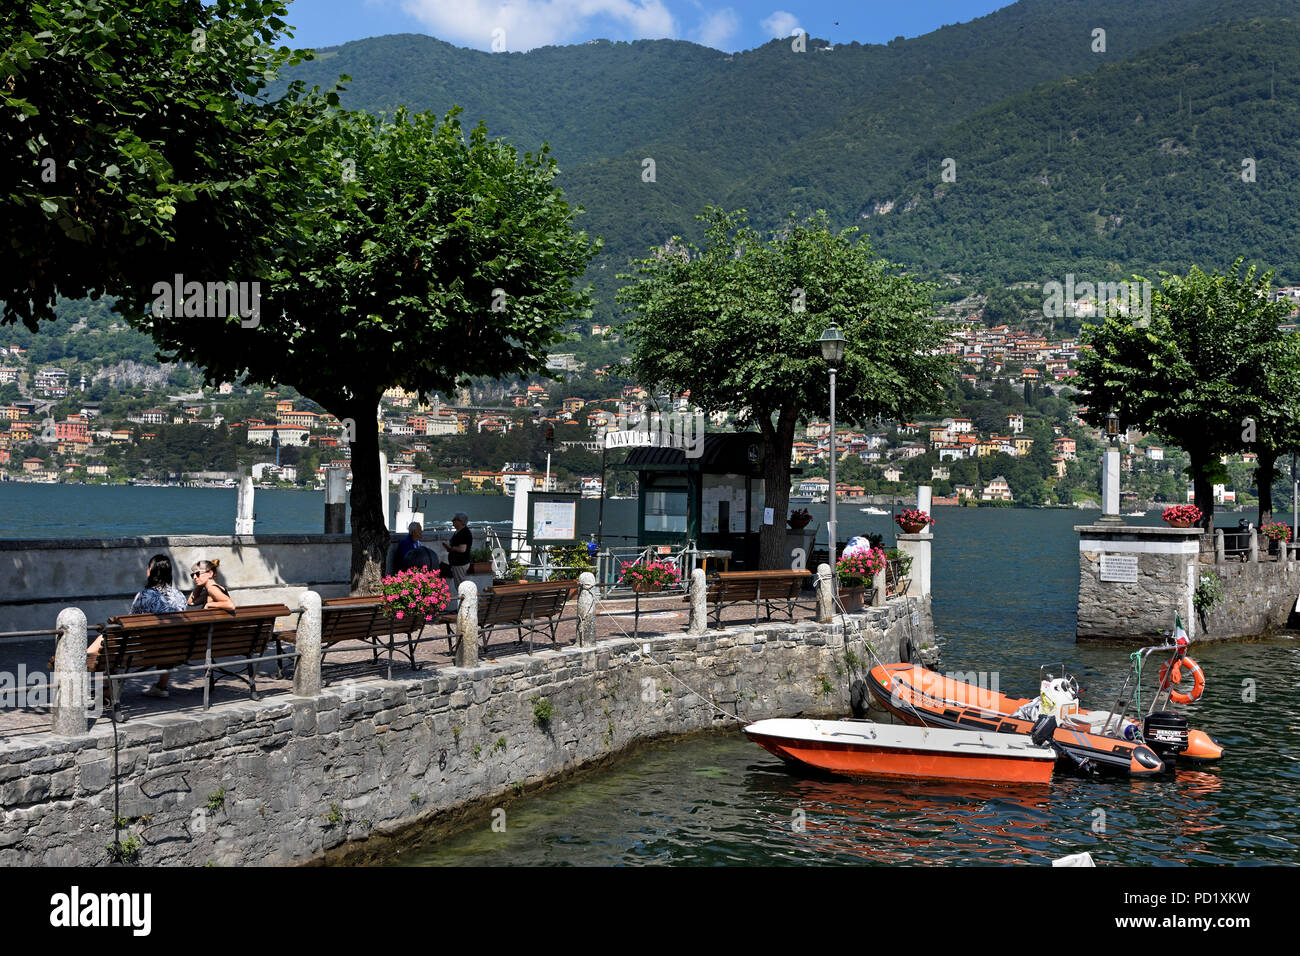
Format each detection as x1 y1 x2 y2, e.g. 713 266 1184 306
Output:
1158 656 1205 704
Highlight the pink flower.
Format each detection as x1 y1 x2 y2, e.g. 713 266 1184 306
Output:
395 611 404 619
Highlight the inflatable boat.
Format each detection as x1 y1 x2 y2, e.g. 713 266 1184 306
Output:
866 661 1222 778
744 717 1058 784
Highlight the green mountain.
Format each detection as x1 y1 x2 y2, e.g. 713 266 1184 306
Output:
276 0 1300 312
857 17 1300 284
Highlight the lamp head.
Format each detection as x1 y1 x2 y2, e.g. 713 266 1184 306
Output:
819 323 846 365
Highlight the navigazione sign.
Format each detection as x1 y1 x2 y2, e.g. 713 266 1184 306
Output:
603 406 705 458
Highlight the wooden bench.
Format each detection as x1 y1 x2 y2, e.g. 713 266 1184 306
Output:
437 580 578 655
275 595 429 681
688 570 812 626
95 603 291 716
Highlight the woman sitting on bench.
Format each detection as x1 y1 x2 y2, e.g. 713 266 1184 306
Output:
84 553 188 698
188 558 236 611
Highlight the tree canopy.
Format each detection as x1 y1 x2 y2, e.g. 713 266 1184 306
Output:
141 107 598 586
1075 261 1298 526
1 0 338 328
619 207 952 567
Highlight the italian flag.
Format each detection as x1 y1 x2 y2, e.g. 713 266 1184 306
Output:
1174 613 1189 645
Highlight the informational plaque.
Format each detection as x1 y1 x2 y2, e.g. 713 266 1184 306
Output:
1099 554 1139 583
527 492 581 544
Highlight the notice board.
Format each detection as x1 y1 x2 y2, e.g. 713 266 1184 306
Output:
527 491 582 545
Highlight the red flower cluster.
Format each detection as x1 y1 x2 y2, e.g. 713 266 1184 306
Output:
619 559 682 588
895 508 934 529
836 546 886 587
377 568 451 624
1261 521 1293 542
1162 504 1202 525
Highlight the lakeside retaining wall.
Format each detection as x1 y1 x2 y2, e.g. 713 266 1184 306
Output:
1077 524 1300 642
0 596 934 866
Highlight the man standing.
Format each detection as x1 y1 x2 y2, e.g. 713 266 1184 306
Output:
442 511 473 586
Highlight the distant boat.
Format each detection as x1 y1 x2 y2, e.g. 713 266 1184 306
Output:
1124 509 1146 516
860 506 889 515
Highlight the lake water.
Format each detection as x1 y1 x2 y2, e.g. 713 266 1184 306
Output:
2 485 1293 865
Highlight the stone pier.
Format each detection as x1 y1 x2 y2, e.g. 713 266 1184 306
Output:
1077 523 1300 642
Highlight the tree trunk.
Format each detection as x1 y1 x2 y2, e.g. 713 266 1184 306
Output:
342 397 389 593
1188 447 1215 531
1257 448 1277 527
757 410 798 570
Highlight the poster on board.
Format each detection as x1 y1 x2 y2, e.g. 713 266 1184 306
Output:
527 492 582 545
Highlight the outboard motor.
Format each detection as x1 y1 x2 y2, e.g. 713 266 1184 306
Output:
1030 714 1058 747
1143 711 1189 764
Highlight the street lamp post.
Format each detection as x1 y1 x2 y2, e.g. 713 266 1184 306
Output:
819 322 846 572
1100 409 1123 525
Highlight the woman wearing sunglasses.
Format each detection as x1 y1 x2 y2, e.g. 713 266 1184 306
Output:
187 559 236 611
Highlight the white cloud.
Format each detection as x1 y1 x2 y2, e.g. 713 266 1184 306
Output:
760 10 801 39
400 0 677 52
693 7 739 51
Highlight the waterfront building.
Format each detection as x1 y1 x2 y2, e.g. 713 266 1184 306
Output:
246 425 309 446
981 476 1014 501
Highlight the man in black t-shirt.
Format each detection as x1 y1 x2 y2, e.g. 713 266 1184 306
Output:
442 512 472 586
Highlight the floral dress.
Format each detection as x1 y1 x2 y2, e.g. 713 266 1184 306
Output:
129 585 187 615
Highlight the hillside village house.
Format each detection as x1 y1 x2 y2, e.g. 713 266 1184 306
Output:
981 476 1014 501
246 424 309 447
1006 413 1024 434
1053 436 1077 460
882 466 903 483
1146 446 1164 461
797 477 830 496
141 408 167 425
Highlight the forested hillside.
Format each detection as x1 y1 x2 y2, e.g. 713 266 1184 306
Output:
275 0 1300 314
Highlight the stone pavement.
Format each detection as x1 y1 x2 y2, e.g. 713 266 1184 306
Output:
0 589 822 738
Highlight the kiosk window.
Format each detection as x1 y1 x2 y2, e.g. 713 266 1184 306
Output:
644 491 688 533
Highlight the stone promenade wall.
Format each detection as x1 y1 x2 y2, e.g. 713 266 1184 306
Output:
1077 524 1300 642
1201 558 1300 639
0 597 933 866
0 535 353 635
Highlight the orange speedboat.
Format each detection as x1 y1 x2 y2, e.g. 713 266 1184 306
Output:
867 649 1223 778
745 718 1057 784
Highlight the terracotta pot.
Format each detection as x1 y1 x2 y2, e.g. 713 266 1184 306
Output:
1165 519 1194 529
631 580 664 593
788 516 812 530
469 561 494 573
899 521 926 534
837 586 866 612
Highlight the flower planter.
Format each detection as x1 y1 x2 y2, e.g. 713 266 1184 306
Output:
469 561 494 574
788 517 812 530
899 522 926 534
837 586 866 612
1165 519 1194 529
631 580 664 594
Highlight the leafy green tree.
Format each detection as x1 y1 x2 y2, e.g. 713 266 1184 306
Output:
1 0 336 328
619 208 951 568
143 108 597 588
1075 262 1295 528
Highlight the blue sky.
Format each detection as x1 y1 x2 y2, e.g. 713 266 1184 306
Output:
279 0 1013 53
